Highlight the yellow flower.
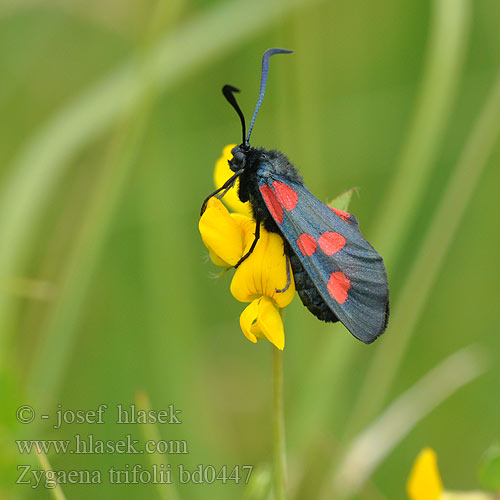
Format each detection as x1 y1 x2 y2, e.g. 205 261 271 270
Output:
231 224 295 350
198 198 245 267
407 448 443 500
198 146 295 350
407 448 494 500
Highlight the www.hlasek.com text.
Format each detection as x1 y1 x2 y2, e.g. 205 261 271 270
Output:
16 434 188 455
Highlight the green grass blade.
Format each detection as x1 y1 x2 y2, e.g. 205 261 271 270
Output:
372 0 471 264
347 66 500 435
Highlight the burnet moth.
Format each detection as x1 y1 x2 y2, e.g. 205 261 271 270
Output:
201 48 389 343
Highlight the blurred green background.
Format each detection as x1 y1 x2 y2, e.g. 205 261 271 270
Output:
1 0 500 499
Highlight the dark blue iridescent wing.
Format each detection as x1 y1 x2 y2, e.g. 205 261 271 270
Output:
257 165 389 343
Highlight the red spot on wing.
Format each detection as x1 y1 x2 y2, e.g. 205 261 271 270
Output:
329 206 351 222
327 272 351 304
260 185 283 224
297 233 317 256
273 181 298 211
318 231 346 255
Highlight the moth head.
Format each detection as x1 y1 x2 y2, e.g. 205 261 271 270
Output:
229 145 246 172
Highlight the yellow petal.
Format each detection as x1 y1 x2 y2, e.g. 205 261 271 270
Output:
239 299 260 343
208 248 228 267
199 198 244 267
407 448 443 500
249 317 263 338
231 212 257 242
256 296 285 350
230 225 295 307
214 144 253 216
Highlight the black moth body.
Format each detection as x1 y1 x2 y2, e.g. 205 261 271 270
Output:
232 147 340 324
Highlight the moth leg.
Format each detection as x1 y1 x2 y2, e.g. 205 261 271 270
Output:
275 253 291 293
200 169 243 215
235 219 261 268
215 182 236 201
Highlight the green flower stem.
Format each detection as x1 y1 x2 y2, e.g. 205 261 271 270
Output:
272 344 287 500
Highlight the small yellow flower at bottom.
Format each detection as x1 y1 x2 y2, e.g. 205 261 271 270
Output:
239 296 285 350
230 221 295 351
407 448 443 500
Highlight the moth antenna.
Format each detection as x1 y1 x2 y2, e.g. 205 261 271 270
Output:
246 48 293 143
222 85 246 146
